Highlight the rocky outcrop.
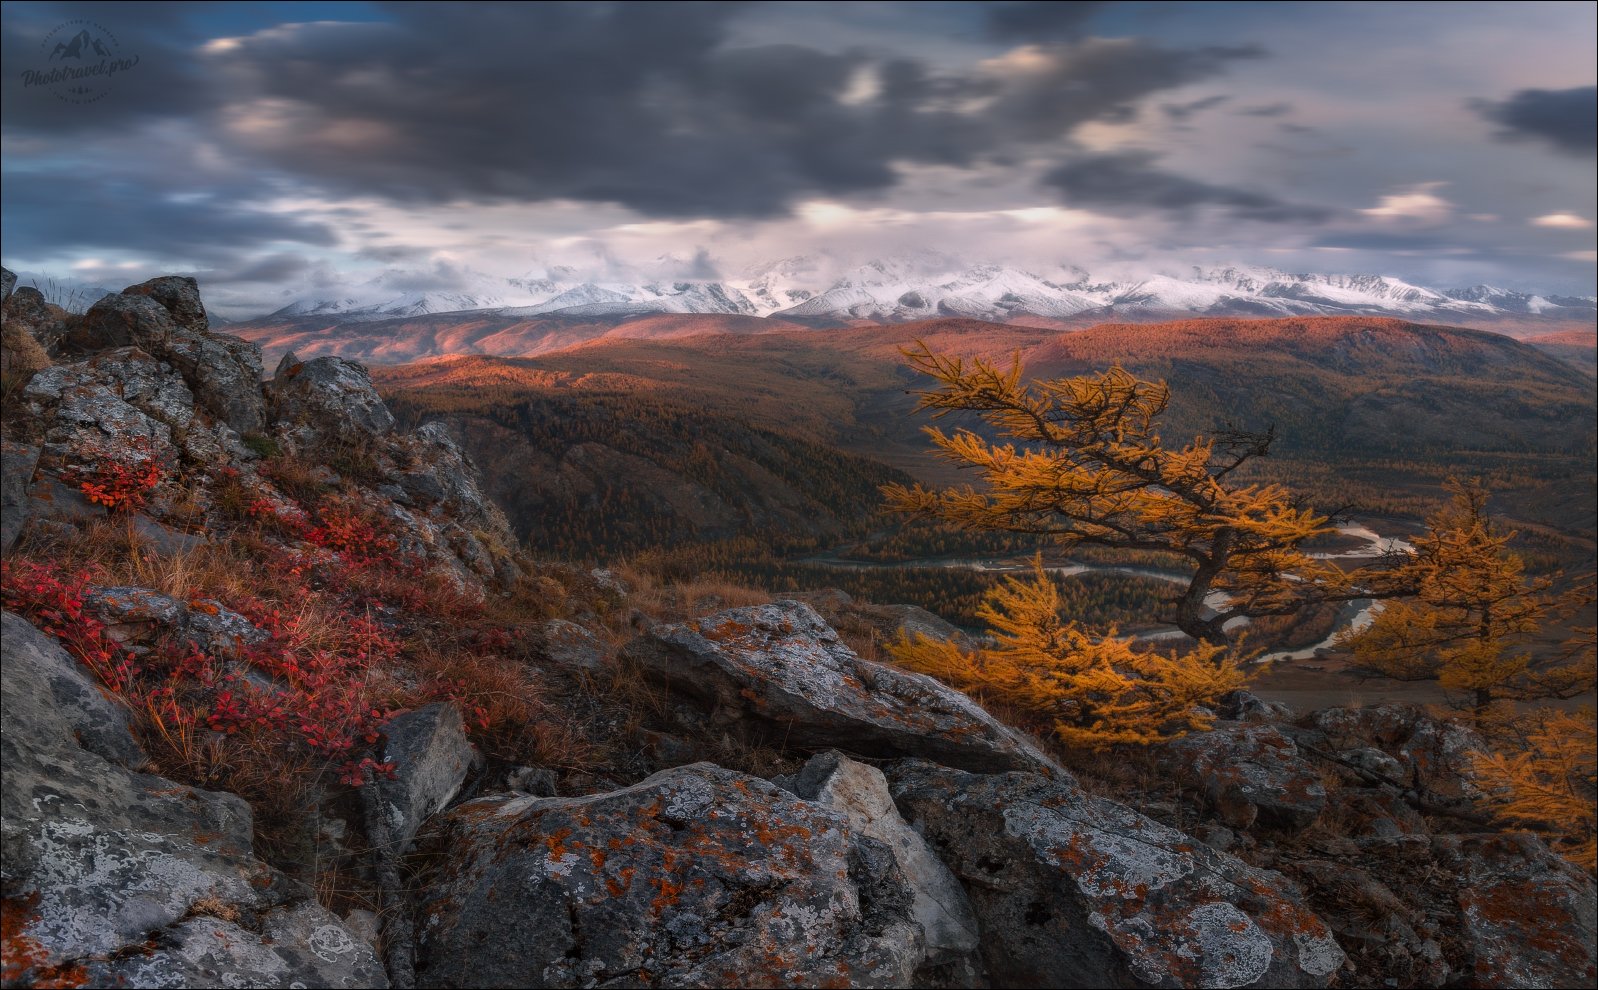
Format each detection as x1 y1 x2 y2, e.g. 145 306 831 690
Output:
271 355 396 445
889 760 1344 989
1160 721 1326 832
783 752 981 969
413 762 926 988
0 611 386 988
20 345 242 471
622 600 1059 775
67 277 267 434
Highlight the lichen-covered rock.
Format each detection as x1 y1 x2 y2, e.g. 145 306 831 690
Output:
376 702 475 848
66 277 269 435
1 264 14 301
0 612 386 989
622 601 1059 775
888 760 1344 989
1160 721 1326 832
784 752 981 967
13 345 236 493
85 585 268 658
1 439 39 552
21 350 181 472
1434 833 1597 989
271 355 395 445
413 762 926 988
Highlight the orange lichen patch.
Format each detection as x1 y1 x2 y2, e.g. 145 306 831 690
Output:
2 894 89 989
605 866 638 898
542 827 579 860
649 877 688 916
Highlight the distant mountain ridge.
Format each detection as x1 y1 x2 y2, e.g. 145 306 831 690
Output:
252 259 1596 327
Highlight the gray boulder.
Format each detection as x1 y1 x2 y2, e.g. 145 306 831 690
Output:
375 702 475 848
2 610 143 767
0 612 386 988
2 264 14 301
785 752 981 967
413 762 925 988
888 760 1345 989
2 284 67 362
271 356 395 445
1160 721 1327 832
621 600 1059 775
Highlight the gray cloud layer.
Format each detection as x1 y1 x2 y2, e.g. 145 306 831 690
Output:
1042 151 1334 222
1473 85 1597 157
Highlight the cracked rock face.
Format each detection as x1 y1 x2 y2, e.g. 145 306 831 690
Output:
413 762 926 988
0 611 386 989
783 752 981 967
887 759 1344 989
622 600 1060 775
1435 833 1597 988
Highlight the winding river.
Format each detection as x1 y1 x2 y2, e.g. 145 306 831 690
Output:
804 523 1414 664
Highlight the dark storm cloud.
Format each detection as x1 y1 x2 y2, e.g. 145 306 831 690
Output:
1042 151 1333 222
1472 85 1597 157
0 172 336 256
1238 102 1292 117
984 2 1107 41
0 4 1264 222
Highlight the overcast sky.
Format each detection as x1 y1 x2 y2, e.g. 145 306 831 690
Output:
3 1 1594 316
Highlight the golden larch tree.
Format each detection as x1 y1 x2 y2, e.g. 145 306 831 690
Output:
883 345 1341 645
1347 479 1591 713
889 561 1245 748
1470 706 1597 874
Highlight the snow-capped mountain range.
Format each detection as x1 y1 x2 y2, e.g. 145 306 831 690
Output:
256 260 1597 326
